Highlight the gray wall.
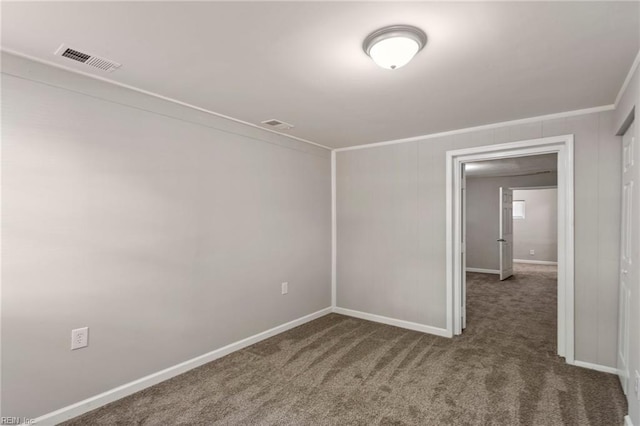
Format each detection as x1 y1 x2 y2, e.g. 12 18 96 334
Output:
1 53 331 419
614 62 639 424
513 188 558 263
336 110 621 368
466 174 557 271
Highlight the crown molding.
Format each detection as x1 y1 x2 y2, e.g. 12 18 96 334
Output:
334 105 614 152
615 49 640 108
1 48 332 151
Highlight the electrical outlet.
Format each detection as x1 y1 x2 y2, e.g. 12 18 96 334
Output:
71 327 89 350
281 282 288 295
529 249 535 255
635 370 640 400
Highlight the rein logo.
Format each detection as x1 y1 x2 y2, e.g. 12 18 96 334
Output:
1 417 35 425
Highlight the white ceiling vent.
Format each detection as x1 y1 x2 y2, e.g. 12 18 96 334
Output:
55 44 121 72
261 119 294 130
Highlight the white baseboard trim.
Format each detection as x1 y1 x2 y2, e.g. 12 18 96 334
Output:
625 415 634 426
466 268 500 274
333 307 452 338
513 259 558 265
572 360 618 375
31 307 333 426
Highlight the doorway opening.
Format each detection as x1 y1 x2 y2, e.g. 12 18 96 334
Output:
463 157 559 352
446 135 574 364
464 155 558 280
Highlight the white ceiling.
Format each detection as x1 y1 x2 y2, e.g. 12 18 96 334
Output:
1 2 638 149
465 153 557 178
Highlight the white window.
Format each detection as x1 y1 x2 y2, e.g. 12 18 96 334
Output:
513 200 525 219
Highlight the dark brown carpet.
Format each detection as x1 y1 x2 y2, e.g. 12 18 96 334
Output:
63 264 626 425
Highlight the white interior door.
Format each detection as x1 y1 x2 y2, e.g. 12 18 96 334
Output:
461 165 467 329
499 187 514 280
618 122 634 394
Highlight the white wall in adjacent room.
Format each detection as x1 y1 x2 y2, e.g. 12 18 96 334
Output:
513 188 558 263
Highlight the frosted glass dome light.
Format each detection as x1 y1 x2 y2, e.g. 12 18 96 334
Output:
363 25 427 70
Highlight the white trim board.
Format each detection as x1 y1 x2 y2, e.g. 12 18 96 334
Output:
30 307 332 426
2 50 618 155
333 307 452 338
1 49 331 152
615 49 640 108
331 151 337 309
466 268 500 274
572 360 618 375
334 105 612 152
446 135 575 364
513 259 558 265
625 415 634 426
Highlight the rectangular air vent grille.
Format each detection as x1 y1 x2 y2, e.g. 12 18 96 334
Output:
261 119 294 130
85 57 118 71
55 44 121 73
61 48 91 63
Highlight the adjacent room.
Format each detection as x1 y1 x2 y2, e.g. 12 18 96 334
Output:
1 2 639 425
463 155 560 358
465 154 558 279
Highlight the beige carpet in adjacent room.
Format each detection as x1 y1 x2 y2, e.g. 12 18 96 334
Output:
64 264 626 425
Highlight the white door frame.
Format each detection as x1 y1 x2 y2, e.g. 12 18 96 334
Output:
617 121 634 393
446 134 575 364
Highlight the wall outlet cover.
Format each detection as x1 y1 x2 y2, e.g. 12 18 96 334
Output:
529 249 535 255
71 327 89 350
281 282 288 295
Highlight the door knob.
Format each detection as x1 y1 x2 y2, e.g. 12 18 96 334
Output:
622 269 628 275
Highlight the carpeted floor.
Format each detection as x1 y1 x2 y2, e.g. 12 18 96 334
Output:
63 264 626 425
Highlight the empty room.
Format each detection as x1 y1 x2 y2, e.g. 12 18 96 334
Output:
1 2 639 425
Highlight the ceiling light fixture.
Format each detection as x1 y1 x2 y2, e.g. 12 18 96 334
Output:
363 25 427 70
